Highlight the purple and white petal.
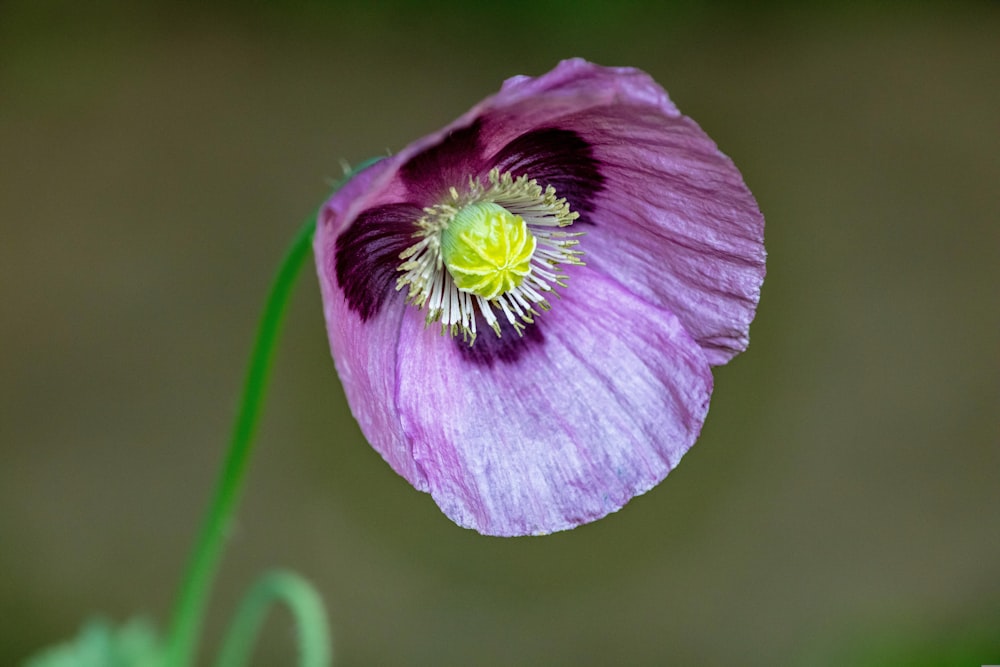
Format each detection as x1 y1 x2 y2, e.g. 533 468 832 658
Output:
314 160 427 491
395 267 713 536
484 59 765 365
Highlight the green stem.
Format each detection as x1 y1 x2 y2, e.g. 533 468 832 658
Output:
163 214 317 667
163 157 381 667
213 570 331 667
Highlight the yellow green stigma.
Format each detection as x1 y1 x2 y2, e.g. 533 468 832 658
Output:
440 202 536 300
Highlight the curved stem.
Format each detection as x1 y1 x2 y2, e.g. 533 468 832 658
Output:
162 157 382 667
163 215 317 667
213 570 331 667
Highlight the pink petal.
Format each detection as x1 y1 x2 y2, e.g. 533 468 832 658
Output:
395 267 713 536
482 59 765 364
314 160 427 491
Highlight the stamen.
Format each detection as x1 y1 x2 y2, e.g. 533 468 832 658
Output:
396 169 583 342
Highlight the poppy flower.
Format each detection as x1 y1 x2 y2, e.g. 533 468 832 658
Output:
314 58 765 536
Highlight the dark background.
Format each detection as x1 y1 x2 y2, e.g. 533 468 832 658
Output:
2 1 998 665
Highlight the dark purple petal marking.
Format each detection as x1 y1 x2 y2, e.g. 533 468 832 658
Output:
401 118 484 202
335 203 422 320
489 128 605 221
455 319 546 367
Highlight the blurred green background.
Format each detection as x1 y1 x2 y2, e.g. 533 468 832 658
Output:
2 1 998 665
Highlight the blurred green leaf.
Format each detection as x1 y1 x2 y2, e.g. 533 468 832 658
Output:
24 618 162 667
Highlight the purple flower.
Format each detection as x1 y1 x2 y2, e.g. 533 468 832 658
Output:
314 59 765 536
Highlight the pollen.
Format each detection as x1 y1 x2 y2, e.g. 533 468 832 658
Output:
441 203 536 300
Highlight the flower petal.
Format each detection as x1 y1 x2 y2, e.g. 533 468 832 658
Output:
485 59 765 364
323 59 763 362
333 202 424 320
488 127 605 219
394 267 713 536
399 118 485 203
568 106 765 366
314 160 427 491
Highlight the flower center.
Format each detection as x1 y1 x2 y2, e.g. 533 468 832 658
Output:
440 202 537 301
396 169 582 343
